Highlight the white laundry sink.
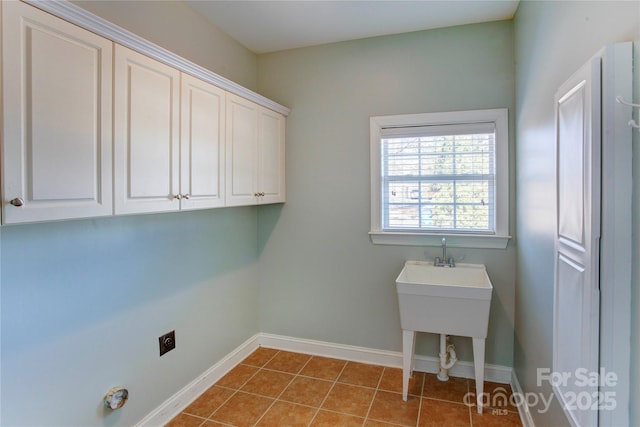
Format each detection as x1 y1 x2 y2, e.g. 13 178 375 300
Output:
396 260 493 413
396 261 493 338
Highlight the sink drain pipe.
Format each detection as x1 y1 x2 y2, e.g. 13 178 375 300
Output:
437 334 457 381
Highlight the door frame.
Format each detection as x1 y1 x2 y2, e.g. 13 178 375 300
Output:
553 50 602 427
598 42 632 427
553 41 632 427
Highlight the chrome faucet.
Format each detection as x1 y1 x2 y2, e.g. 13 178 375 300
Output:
434 237 455 267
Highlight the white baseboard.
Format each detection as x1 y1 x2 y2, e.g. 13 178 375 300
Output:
135 334 260 427
137 332 514 426
258 333 513 384
257 333 403 368
511 370 536 427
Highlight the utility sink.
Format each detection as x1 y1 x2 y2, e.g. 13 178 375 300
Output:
396 261 493 338
396 261 493 413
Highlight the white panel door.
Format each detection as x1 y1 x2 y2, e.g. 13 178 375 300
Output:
553 56 601 427
180 74 226 210
225 93 258 206
258 108 286 204
1 1 113 224
114 45 180 214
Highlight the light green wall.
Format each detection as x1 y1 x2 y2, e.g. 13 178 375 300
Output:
71 0 258 91
4 1 639 425
257 22 517 367
0 2 261 425
632 1 640 422
513 1 639 425
1 210 259 426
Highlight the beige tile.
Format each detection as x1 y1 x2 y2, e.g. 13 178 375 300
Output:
338 361 384 388
367 390 420 426
310 410 364 427
209 391 273 427
471 408 523 427
300 356 347 381
165 413 204 427
419 398 471 427
242 347 279 367
422 373 470 404
182 386 233 418
168 351 511 427
240 369 294 398
280 376 333 407
363 420 398 427
378 367 424 396
321 383 376 417
215 364 258 389
264 350 312 374
469 381 519 412
255 401 317 427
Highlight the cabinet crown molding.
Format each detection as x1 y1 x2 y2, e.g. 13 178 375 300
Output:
24 0 290 117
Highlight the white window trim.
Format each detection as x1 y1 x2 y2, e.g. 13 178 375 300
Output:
369 108 511 249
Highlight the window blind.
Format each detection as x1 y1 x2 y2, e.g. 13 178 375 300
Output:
380 122 496 233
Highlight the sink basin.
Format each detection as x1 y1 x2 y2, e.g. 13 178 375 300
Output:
396 261 493 339
396 260 494 412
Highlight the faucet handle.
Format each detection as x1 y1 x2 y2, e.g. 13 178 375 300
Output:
434 257 442 266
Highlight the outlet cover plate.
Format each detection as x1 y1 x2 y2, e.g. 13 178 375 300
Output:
159 330 176 356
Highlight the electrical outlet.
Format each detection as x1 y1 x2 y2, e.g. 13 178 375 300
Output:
159 330 176 356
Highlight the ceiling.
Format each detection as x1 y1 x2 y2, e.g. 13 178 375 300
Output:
185 1 520 54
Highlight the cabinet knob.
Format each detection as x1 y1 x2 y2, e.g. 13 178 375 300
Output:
259 192 265 197
9 197 24 207
172 194 183 200
182 194 190 200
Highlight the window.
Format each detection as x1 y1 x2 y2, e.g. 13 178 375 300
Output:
370 109 510 248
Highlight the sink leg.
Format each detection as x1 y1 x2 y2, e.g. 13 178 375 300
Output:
472 337 485 414
402 330 415 402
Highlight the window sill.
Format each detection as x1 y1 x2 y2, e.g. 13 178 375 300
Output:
368 231 511 249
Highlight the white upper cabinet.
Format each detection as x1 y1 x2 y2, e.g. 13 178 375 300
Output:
226 93 259 206
114 46 226 215
180 74 226 210
114 45 181 215
226 93 286 206
258 107 286 204
1 1 287 224
1 1 113 224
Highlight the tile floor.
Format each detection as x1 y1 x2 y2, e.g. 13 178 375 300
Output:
167 347 523 427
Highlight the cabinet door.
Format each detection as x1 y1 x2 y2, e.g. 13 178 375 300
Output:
258 108 286 204
114 45 180 214
1 1 113 224
180 74 225 210
225 93 258 206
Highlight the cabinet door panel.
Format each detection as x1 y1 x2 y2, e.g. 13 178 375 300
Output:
128 66 173 198
181 74 225 210
2 1 113 223
553 57 601 427
259 108 286 204
114 45 180 214
225 93 258 206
